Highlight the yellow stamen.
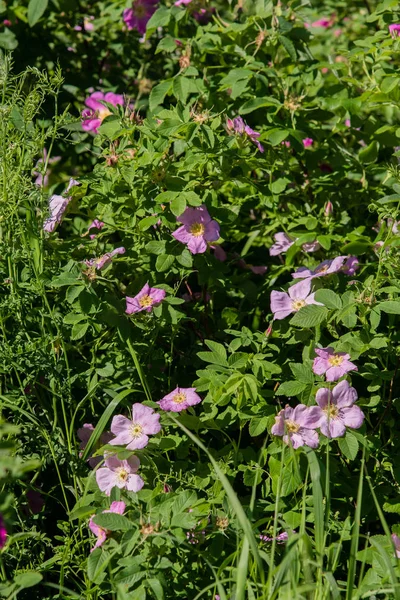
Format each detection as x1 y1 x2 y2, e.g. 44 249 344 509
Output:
139 294 154 308
173 392 187 404
190 222 205 237
285 419 300 433
328 355 344 367
291 298 306 311
130 423 143 438
324 405 339 419
116 467 129 483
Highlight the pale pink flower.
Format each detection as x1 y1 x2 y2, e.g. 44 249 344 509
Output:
303 137 314 148
96 455 144 496
109 403 161 450
74 16 95 31
227 116 264 153
43 194 70 233
282 140 291 148
88 219 105 239
158 387 202 412
270 279 323 320
260 532 289 543
77 424 113 468
82 91 124 134
312 347 357 382
123 0 158 34
292 256 347 279
271 404 321 449
392 534 400 558
172 205 220 254
89 501 126 551
84 247 125 270
125 283 166 314
302 241 320 253
269 232 295 256
342 256 359 276
313 380 364 438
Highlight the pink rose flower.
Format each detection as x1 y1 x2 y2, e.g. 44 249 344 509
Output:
389 24 400 38
84 247 126 270
88 219 105 239
311 16 335 28
313 380 364 438
123 0 158 34
82 91 124 134
271 404 322 449
227 116 264 153
302 137 314 148
158 387 202 412
77 423 113 468
89 501 126 551
270 279 323 321
109 403 161 450
96 455 144 496
292 256 347 279
342 256 359 276
125 283 166 314
312 347 357 382
172 205 220 254
269 232 295 256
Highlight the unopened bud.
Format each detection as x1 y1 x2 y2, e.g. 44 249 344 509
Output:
324 201 333 216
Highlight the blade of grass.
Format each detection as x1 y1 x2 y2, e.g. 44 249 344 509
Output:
346 447 365 600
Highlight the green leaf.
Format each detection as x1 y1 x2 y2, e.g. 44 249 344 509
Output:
0 29 17 50
87 548 108 583
378 301 400 314
149 80 172 112
176 249 193 268
275 380 307 396
66 285 85 304
14 572 42 589
239 97 281 115
147 578 164 600
155 254 175 272
98 116 121 138
146 241 166 255
338 431 359 460
93 513 133 531
171 513 198 529
146 5 171 31
139 216 160 231
71 322 89 340
377 193 400 205
249 416 269 437
359 140 379 164
314 289 342 310
279 35 296 60
341 241 372 254
28 0 48 26
289 363 314 383
290 305 329 328
170 195 186 217
173 77 190 104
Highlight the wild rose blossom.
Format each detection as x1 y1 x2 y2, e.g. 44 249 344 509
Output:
123 0 158 34
392 534 400 558
271 404 322 449
292 256 347 279
302 241 320 253
109 403 161 450
96 455 144 496
82 91 124 134
270 279 323 321
227 116 264 153
158 387 202 412
89 501 125 551
269 232 295 256
311 17 334 28
77 423 114 468
342 256 359 276
172 205 220 254
312 347 357 382
302 137 314 148
313 380 364 438
125 283 166 314
84 247 125 270
389 24 400 38
43 178 80 233
88 219 105 239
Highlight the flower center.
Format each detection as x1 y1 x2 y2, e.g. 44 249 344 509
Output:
285 419 300 433
328 354 344 367
323 405 339 419
190 222 205 237
139 294 154 308
173 392 187 404
98 107 111 121
316 264 329 274
133 3 147 17
291 298 306 311
116 467 129 483
130 423 143 438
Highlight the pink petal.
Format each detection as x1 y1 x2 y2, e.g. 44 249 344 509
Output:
187 236 208 254
333 380 358 407
315 387 331 409
341 406 364 429
270 291 292 318
126 474 144 492
288 279 312 300
96 468 116 496
110 415 131 436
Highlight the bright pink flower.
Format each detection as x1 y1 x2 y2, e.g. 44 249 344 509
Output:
342 256 359 276
313 380 364 438
3 19 11 27
302 137 314 147
282 140 291 148
158 387 202 412
292 256 347 279
392 534 400 558
89 501 126 551
123 0 158 34
270 279 323 321
311 16 334 28
173 205 220 254
312 347 357 382
227 116 264 153
175 0 192 4
389 24 400 37
84 247 125 270
82 91 124 134
260 532 289 543
344 119 351 127
302 241 320 253
269 232 295 256
126 283 166 314
0 515 6 548
109 403 161 450
77 424 113 468
74 16 95 31
271 404 321 449
96 455 144 496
